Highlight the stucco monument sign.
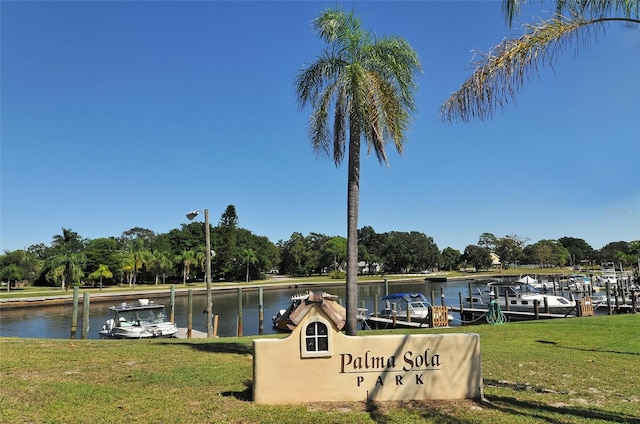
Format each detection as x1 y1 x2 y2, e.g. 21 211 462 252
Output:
253 292 483 404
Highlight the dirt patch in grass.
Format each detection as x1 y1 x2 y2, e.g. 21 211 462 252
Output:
305 398 485 415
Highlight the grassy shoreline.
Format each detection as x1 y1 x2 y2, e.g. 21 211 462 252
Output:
1 313 639 423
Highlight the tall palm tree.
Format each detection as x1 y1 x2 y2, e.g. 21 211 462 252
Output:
441 0 639 123
51 228 84 253
47 253 86 291
142 250 161 285
295 8 422 335
157 251 174 285
240 248 258 283
88 264 113 290
180 250 196 285
120 251 143 288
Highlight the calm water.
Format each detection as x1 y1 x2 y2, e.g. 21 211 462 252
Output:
0 279 483 339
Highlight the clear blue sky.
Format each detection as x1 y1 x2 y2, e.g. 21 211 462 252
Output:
1 1 638 253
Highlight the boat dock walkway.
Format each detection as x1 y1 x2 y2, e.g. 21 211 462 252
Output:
175 328 208 339
450 305 576 322
363 316 433 330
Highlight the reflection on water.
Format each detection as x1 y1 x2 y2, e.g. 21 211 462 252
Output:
0 279 480 339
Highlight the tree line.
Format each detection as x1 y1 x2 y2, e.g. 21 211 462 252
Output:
1 205 637 289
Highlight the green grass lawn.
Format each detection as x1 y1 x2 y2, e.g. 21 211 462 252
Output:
1 313 639 423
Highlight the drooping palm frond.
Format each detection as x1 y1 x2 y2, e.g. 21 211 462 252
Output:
503 0 524 26
295 11 421 166
503 0 639 26
556 0 639 19
440 12 639 124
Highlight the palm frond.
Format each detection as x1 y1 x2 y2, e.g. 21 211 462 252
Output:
503 0 639 26
440 14 612 123
557 0 639 19
503 0 524 27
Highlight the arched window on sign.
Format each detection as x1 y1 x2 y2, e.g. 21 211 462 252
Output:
300 318 332 358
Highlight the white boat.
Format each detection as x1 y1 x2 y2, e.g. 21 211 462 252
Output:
99 299 178 339
517 275 540 288
590 294 609 308
379 292 432 322
473 282 576 314
568 275 591 291
596 262 618 287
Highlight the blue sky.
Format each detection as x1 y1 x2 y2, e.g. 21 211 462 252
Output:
1 1 638 254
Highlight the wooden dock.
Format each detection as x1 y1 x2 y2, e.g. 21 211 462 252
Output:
175 328 208 339
360 305 452 330
450 306 576 323
363 316 434 330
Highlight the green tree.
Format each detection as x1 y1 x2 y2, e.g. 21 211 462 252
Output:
0 249 42 286
495 234 528 268
440 247 462 271
123 238 145 286
51 228 85 254
441 0 640 122
278 232 312 276
214 205 239 281
462 245 492 271
358 226 383 275
295 9 422 335
142 250 170 285
1 264 21 290
120 250 143 287
46 252 86 290
558 236 594 266
240 248 258 283
88 264 113 289
478 233 498 252
179 250 196 285
598 241 629 263
526 239 570 267
156 251 175 284
119 227 156 251
322 237 347 272
627 240 640 271
46 228 86 290
84 237 121 283
234 229 280 280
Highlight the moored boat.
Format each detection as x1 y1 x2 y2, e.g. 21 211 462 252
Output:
99 299 178 339
474 281 576 314
379 292 432 322
596 262 618 287
568 275 591 291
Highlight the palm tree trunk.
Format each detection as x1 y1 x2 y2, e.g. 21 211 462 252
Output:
345 126 361 336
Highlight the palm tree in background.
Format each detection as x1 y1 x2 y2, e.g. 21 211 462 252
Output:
241 248 258 283
180 250 196 285
441 0 639 123
120 251 143 288
142 250 161 285
47 228 86 290
295 8 422 335
88 264 113 290
157 251 174 285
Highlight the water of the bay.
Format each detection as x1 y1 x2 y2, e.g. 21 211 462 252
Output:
0 279 490 339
